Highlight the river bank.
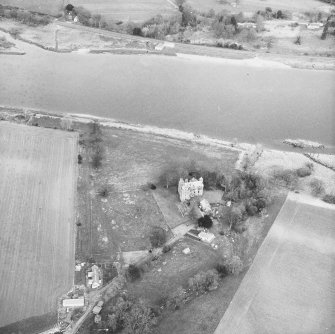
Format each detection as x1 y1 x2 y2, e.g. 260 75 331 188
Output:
1 106 334 197
1 18 335 71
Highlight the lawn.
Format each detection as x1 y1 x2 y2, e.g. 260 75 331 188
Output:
1 0 63 15
0 122 78 332
70 0 178 22
215 193 335 334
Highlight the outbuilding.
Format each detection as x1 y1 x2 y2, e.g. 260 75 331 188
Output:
62 298 85 308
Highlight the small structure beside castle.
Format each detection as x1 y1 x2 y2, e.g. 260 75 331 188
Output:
178 177 204 202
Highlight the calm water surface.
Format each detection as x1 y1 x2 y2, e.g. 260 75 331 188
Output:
0 51 334 150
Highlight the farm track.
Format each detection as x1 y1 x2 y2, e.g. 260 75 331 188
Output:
0 122 78 328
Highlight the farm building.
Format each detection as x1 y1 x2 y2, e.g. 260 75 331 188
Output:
178 177 204 202
62 298 85 308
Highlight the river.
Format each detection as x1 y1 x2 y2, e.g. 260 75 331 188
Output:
0 47 334 151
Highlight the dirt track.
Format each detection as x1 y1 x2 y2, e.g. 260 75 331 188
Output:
214 192 335 334
0 122 78 328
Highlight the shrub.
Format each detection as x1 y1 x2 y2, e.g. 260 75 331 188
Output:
9 28 22 39
166 287 187 310
255 197 267 211
78 154 83 164
198 215 213 228
104 274 126 302
162 245 172 253
215 263 229 277
181 5 197 27
91 146 103 169
97 185 110 198
322 194 335 204
296 166 312 177
127 264 141 281
0 36 14 49
188 269 219 293
107 295 158 333
227 206 244 230
148 183 156 190
294 36 301 45
225 255 243 275
238 28 257 42
233 224 247 233
309 178 325 197
213 22 235 38
74 6 92 25
149 227 166 248
246 204 258 216
132 27 142 36
272 168 298 189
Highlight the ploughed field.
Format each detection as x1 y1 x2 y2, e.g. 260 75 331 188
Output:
0 122 78 328
215 193 335 334
70 0 177 22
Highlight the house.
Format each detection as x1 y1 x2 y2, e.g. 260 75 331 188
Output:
87 265 102 289
178 177 204 202
198 231 215 243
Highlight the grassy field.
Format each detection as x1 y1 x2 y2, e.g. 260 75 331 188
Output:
1 0 63 15
215 192 335 334
0 122 78 330
75 126 238 263
70 0 177 22
189 0 330 13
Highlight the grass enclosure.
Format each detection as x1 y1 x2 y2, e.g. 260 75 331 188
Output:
0 122 78 330
75 126 238 264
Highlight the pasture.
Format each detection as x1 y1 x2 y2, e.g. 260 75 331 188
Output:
1 0 63 15
70 0 177 22
214 192 335 334
189 0 330 13
0 122 78 329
